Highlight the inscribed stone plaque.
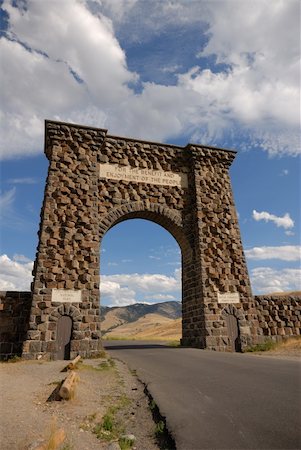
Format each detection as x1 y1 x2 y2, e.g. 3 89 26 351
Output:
51 289 82 304
99 163 188 188
217 292 240 304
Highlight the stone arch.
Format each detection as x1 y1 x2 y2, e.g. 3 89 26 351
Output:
98 200 191 256
221 304 245 322
48 304 81 341
22 120 257 359
49 304 82 323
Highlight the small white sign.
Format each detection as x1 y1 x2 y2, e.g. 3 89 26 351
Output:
51 289 82 304
217 292 240 304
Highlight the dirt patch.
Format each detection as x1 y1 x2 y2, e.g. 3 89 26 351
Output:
0 356 159 450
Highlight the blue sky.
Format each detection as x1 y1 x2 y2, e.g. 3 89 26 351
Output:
0 0 300 305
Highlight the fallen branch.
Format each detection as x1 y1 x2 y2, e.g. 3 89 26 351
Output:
59 370 78 400
67 355 81 370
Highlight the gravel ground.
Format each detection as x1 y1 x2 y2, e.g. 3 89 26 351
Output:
0 356 159 450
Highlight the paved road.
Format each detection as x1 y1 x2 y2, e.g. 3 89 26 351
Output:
105 341 301 450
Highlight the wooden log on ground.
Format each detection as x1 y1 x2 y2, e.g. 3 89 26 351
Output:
67 355 81 370
59 370 77 400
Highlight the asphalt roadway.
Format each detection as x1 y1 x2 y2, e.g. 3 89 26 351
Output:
104 341 301 450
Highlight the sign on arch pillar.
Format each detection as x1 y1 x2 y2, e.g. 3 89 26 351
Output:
23 120 257 359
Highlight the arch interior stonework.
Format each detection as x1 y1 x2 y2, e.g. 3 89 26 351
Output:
22 120 260 359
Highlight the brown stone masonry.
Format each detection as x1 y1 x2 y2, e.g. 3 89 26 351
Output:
0 291 31 360
0 291 300 359
255 294 301 340
13 119 265 358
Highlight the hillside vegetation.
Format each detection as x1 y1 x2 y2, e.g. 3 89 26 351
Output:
101 301 181 340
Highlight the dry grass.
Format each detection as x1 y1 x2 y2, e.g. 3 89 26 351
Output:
103 314 181 341
46 419 66 450
33 417 66 450
261 291 301 297
272 337 301 352
246 336 301 354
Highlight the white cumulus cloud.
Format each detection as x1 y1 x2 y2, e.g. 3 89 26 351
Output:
0 0 299 159
245 246 301 261
252 210 294 229
0 254 33 290
144 294 176 301
250 267 301 294
100 270 181 306
99 0 300 155
0 0 135 159
100 279 136 306
102 272 180 294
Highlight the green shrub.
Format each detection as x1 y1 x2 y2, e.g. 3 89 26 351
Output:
245 340 277 352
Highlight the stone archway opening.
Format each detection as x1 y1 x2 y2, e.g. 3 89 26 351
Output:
100 218 183 341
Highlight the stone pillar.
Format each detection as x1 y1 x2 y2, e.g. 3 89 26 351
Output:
181 147 206 348
188 145 258 350
23 121 106 359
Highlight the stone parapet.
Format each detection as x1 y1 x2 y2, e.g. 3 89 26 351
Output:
0 291 31 360
254 294 301 341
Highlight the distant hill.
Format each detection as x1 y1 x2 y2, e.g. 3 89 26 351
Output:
100 301 181 339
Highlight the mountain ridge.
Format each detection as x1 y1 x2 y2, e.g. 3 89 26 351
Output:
100 301 181 336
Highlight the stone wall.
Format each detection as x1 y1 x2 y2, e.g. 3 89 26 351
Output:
255 294 301 341
0 291 300 359
0 291 31 360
